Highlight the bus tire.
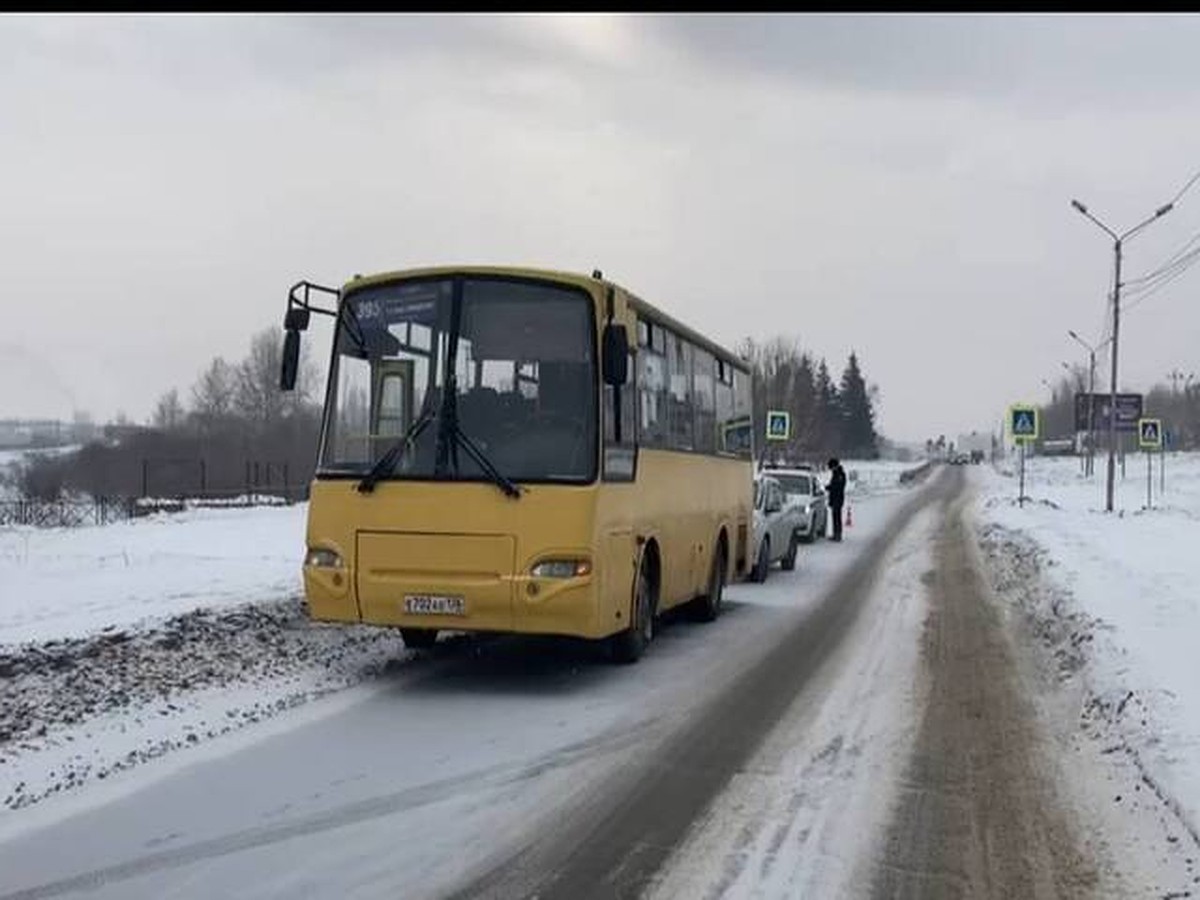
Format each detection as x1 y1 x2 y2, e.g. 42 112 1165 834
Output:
401 628 438 649
751 538 770 583
611 565 653 664
781 533 799 571
693 539 727 623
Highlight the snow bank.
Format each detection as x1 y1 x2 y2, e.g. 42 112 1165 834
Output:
0 599 408 813
976 452 1200 850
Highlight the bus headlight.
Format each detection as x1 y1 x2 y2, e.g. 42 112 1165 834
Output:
305 548 343 568
531 559 592 579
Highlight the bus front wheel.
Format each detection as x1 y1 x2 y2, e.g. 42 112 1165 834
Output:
611 566 654 664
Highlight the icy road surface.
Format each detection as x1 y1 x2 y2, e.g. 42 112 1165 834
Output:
0 474 937 899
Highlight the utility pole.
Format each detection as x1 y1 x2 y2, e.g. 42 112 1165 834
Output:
1069 329 1105 478
1109 245 1122 510
1071 198 1174 512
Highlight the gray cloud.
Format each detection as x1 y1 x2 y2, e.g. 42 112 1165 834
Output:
2 14 1199 442
647 14 1200 109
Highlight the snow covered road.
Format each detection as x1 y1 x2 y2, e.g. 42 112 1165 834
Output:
12 460 1188 899
0 473 942 900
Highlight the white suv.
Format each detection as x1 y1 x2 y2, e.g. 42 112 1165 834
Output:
762 465 828 543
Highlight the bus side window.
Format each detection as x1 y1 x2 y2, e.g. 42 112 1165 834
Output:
637 319 667 449
666 331 694 452
693 348 716 454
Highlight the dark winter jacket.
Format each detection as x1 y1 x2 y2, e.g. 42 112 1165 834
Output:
827 465 846 506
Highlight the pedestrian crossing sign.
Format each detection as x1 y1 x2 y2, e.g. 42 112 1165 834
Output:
1138 418 1162 450
766 410 790 442
1008 405 1039 442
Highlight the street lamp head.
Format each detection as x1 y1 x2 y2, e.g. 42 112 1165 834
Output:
1068 329 1080 340
1071 199 1088 214
1156 203 1175 217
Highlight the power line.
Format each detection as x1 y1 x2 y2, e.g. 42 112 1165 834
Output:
1124 255 1200 312
1123 245 1200 296
1123 242 1200 296
1170 166 1200 207
1124 229 1200 286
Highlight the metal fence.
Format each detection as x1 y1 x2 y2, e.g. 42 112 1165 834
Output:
1 488 305 529
0 497 138 528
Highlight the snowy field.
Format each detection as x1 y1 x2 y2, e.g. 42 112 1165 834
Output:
976 450 1200 853
0 505 307 646
845 458 927 497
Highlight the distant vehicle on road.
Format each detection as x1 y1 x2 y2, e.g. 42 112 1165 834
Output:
751 474 803 582
1040 438 1077 457
762 464 828 542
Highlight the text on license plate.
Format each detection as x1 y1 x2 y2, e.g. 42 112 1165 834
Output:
404 595 465 616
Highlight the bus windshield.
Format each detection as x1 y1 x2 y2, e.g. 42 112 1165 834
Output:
318 276 597 483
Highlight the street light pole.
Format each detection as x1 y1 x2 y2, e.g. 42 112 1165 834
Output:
1068 329 1111 478
1070 198 1174 511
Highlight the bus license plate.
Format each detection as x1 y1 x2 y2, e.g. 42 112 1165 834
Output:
404 595 465 616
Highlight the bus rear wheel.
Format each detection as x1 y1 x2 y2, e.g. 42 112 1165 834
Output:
692 542 727 622
751 538 771 583
611 565 654 664
401 628 438 649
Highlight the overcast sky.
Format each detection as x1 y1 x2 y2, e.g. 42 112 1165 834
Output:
3 13 1200 443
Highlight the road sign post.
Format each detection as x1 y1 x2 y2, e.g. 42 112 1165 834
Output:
1008 404 1039 508
1138 418 1162 509
1020 442 1026 507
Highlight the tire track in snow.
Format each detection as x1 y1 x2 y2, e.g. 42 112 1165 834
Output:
448 467 961 900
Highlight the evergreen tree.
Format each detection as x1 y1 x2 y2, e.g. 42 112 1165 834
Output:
838 351 879 459
815 358 841 455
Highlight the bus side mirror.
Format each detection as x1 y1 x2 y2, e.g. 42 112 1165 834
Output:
603 323 628 386
281 329 301 392
285 308 311 331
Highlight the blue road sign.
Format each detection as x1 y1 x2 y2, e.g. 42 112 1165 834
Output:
766 410 790 442
1138 418 1162 450
1009 405 1039 441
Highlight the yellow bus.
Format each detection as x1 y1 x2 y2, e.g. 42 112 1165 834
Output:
280 266 755 663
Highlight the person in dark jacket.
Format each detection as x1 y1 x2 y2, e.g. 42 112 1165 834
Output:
826 457 846 541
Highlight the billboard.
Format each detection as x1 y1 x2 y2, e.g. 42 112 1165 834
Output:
1074 392 1143 433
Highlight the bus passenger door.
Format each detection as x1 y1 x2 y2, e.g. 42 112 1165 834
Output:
370 360 415 459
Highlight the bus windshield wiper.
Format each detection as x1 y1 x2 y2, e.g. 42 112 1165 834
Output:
433 376 520 500
452 425 522 499
357 405 436 494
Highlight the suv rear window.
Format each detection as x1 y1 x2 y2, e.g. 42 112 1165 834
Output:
775 474 812 495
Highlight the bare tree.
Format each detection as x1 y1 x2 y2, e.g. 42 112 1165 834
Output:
151 388 185 431
191 357 235 434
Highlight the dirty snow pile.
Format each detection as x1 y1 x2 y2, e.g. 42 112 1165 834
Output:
0 504 409 813
975 451 1200 863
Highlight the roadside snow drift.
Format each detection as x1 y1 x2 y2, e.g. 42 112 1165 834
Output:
976 452 1200 871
